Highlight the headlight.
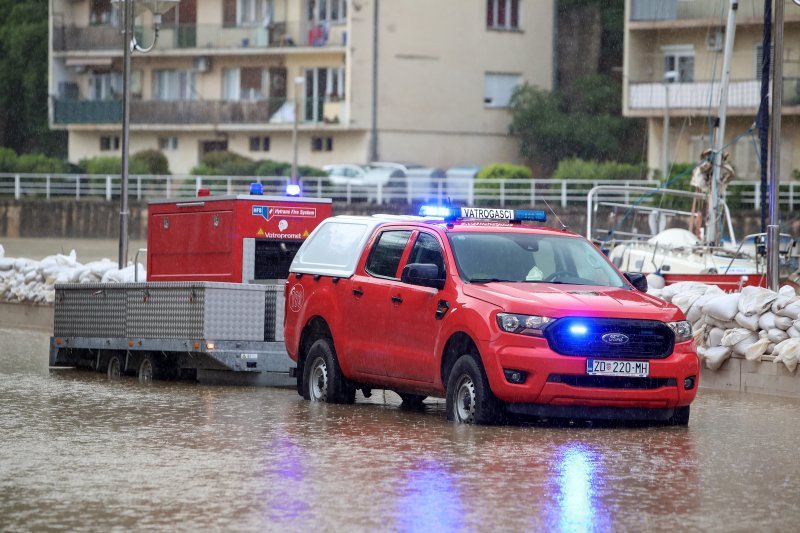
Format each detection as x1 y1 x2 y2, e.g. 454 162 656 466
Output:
667 320 693 343
497 313 552 337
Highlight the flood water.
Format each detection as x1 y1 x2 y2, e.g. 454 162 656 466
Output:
2 327 800 531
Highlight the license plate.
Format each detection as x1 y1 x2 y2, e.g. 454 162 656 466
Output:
586 359 649 377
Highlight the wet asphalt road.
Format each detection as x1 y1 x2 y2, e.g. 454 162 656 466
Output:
2 327 800 531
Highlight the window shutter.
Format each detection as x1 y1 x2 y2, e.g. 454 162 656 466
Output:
223 0 236 26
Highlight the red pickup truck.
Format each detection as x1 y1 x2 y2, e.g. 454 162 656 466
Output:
284 207 698 425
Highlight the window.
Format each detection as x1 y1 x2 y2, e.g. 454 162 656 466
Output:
223 68 268 101
311 136 333 152
201 140 228 157
308 0 347 23
100 136 120 151
159 136 178 150
484 72 521 108
90 0 116 26
304 67 345 121
249 136 270 151
90 72 122 101
366 231 413 279
153 70 197 101
407 233 445 278
662 45 694 82
223 0 270 27
487 0 520 30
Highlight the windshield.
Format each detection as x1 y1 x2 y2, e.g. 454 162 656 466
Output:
448 232 626 287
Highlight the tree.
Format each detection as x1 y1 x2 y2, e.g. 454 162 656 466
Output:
0 0 66 156
509 75 642 173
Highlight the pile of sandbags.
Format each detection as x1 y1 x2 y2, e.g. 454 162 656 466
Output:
649 279 800 373
0 244 145 304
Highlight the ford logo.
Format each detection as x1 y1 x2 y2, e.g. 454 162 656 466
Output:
601 333 629 345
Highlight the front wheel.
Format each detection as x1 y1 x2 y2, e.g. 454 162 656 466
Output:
445 354 503 425
106 353 122 379
138 355 155 384
302 338 355 404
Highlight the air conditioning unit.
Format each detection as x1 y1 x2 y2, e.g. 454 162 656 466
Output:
194 56 211 73
707 28 723 51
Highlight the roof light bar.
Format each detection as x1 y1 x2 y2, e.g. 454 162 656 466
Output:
418 205 547 223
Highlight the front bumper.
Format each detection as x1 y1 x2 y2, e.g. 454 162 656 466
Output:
481 337 699 409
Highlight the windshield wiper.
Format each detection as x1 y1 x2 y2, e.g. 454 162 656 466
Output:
468 277 516 283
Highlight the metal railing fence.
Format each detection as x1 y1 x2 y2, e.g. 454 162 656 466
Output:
1 173 798 209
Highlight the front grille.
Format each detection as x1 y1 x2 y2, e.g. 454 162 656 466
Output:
547 374 677 389
544 317 674 359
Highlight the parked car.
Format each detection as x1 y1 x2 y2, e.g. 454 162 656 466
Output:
322 163 406 203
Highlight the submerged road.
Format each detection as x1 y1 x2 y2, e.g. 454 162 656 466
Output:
2 327 800 531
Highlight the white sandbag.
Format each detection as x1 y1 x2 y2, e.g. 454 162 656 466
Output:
704 317 738 331
704 293 741 322
771 295 793 313
686 305 702 324
647 288 664 298
766 343 775 355
101 264 146 284
734 312 760 332
0 258 13 271
745 338 770 361
708 327 725 347
768 328 789 344
646 274 665 290
772 338 800 372
690 285 725 310
738 286 779 316
696 346 707 362
705 346 732 370
774 316 794 330
758 312 777 331
733 333 760 356
672 291 706 314
660 281 711 301
778 301 800 320
789 326 800 339
721 328 755 347
779 285 796 298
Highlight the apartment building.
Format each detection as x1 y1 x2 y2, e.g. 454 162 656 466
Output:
624 0 800 181
49 0 555 174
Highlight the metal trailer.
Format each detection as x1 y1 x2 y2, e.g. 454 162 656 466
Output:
50 281 295 386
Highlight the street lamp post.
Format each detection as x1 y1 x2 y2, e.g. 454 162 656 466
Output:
290 75 305 194
112 0 179 269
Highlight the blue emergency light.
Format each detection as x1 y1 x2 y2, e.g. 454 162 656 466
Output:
418 205 547 223
250 182 263 195
286 183 301 196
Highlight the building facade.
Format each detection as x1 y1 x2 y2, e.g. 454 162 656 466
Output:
49 0 555 174
624 0 800 181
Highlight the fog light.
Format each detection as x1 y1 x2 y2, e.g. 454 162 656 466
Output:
683 376 696 390
503 369 527 384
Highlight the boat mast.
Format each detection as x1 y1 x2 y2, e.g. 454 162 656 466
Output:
767 0 786 290
708 0 738 246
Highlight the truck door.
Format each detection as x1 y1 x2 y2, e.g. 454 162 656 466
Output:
345 229 413 377
384 231 446 383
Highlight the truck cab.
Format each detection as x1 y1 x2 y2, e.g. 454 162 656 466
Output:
284 207 699 425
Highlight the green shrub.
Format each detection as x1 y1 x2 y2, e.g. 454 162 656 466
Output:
78 156 149 175
0 147 17 172
474 163 533 206
15 153 69 173
189 151 258 176
131 149 170 175
552 158 644 181
477 163 533 181
254 159 327 178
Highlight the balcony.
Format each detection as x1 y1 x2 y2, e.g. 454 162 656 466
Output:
629 0 800 27
627 78 800 115
52 21 347 53
52 97 348 126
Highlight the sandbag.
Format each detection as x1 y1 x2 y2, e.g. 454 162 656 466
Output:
778 301 800 320
774 316 794 330
704 293 741 322
646 274 666 290
768 328 789 344
738 286 779 316
773 338 800 372
745 338 770 361
766 343 775 355
779 285 797 298
660 281 710 302
705 346 732 370
771 295 793 313
686 305 702 325
721 328 755 347
734 312 760 332
707 327 725 347
733 333 760 356
758 312 777 331
789 326 800 339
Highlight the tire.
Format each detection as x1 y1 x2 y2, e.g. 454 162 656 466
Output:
445 353 504 425
398 392 427 409
138 355 155 384
668 405 690 426
302 338 355 404
106 353 122 380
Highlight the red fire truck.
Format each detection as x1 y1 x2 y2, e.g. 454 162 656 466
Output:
284 206 699 425
50 191 331 386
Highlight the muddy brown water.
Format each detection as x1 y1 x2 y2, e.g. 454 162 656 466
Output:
2 327 800 531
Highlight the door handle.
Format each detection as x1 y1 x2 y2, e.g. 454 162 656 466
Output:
353 288 364 297
391 295 403 304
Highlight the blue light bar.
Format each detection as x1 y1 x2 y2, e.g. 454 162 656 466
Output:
418 205 547 223
286 183 301 196
514 209 547 222
419 205 458 218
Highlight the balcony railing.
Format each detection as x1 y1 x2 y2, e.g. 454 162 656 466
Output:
630 0 795 23
628 78 800 111
52 21 347 52
52 97 348 126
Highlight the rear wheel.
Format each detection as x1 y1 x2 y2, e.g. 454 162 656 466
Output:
106 353 122 379
138 355 155 384
445 353 503 425
668 405 690 426
302 338 355 404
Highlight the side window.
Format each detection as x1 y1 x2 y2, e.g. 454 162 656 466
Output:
366 230 412 279
407 233 445 277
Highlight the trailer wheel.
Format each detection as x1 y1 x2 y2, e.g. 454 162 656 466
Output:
107 354 122 380
445 353 503 425
138 355 155 384
302 338 355 404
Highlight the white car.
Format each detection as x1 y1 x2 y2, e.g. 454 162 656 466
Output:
322 163 407 203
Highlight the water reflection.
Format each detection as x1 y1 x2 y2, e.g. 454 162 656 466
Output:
555 444 599 533
396 459 464 532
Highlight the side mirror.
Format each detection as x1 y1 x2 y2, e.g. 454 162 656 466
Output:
401 263 445 290
624 272 648 292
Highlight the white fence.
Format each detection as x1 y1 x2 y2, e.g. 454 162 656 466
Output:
1 173 798 209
